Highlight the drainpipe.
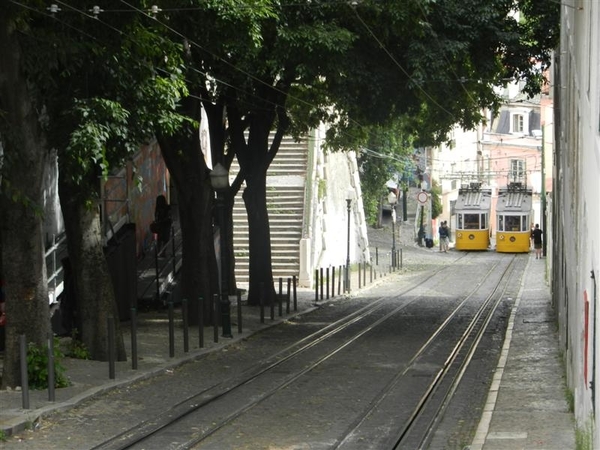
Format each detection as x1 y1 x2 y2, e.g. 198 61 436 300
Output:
542 125 547 257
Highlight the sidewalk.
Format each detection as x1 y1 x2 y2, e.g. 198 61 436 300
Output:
470 254 575 449
0 234 380 437
0 285 322 436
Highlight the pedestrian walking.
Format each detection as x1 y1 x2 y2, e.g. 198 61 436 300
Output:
439 221 450 253
531 223 543 259
151 194 172 255
530 224 535 249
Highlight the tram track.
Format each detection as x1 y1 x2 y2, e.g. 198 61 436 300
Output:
391 254 518 449
90 252 520 450
332 254 519 449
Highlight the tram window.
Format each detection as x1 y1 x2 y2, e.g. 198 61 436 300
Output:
481 214 488 229
498 216 504 231
464 213 479 229
505 215 520 231
457 214 463 229
522 215 528 232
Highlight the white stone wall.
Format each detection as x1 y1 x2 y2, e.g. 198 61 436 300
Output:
298 125 370 288
556 1 600 441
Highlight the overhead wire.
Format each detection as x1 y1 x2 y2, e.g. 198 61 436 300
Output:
8 0 101 42
10 0 524 167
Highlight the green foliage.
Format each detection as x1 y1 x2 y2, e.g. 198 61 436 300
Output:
355 121 416 225
431 179 443 219
65 330 91 360
575 418 594 450
26 338 70 390
0 429 6 441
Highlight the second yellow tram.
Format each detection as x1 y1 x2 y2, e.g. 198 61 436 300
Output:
495 182 533 253
453 183 492 251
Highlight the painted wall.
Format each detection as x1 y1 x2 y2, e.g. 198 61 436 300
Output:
103 140 170 257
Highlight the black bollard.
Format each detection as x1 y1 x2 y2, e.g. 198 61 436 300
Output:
270 286 275 321
182 299 189 353
213 294 219 343
331 266 336 298
260 283 265 323
293 276 298 311
47 333 55 402
19 335 29 409
237 290 243 334
131 307 138 370
107 317 115 380
198 297 204 348
171 227 176 274
154 242 160 301
168 302 175 357
314 269 319 303
286 278 291 314
278 278 283 317
320 267 324 300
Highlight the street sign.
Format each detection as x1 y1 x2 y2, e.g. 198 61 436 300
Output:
417 191 429 204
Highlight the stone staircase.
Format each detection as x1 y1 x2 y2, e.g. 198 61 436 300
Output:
230 135 309 284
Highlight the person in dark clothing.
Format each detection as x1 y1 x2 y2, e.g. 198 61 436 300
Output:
532 223 543 259
439 221 450 252
152 195 172 255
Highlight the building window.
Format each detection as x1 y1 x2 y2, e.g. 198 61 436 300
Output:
510 159 526 183
451 180 457 190
512 114 524 133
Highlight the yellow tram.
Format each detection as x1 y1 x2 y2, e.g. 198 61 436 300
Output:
495 182 533 253
453 183 492 251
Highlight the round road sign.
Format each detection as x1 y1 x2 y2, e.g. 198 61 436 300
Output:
417 191 428 204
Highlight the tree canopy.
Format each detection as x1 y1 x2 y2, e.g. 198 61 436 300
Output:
1 0 559 385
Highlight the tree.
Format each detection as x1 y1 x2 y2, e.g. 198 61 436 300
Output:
0 3 52 388
1 1 188 386
145 0 559 306
354 122 416 226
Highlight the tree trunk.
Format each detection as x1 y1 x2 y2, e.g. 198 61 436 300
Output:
243 172 276 305
0 11 51 388
157 134 217 325
231 113 284 306
58 177 126 361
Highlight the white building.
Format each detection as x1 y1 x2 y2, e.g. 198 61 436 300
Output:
554 1 600 444
431 80 550 243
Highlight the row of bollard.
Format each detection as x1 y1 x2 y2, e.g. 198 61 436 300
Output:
258 276 298 324
17 276 299 409
313 247 403 301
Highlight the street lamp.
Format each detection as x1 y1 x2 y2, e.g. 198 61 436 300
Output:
388 191 397 268
345 190 353 292
209 163 232 338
